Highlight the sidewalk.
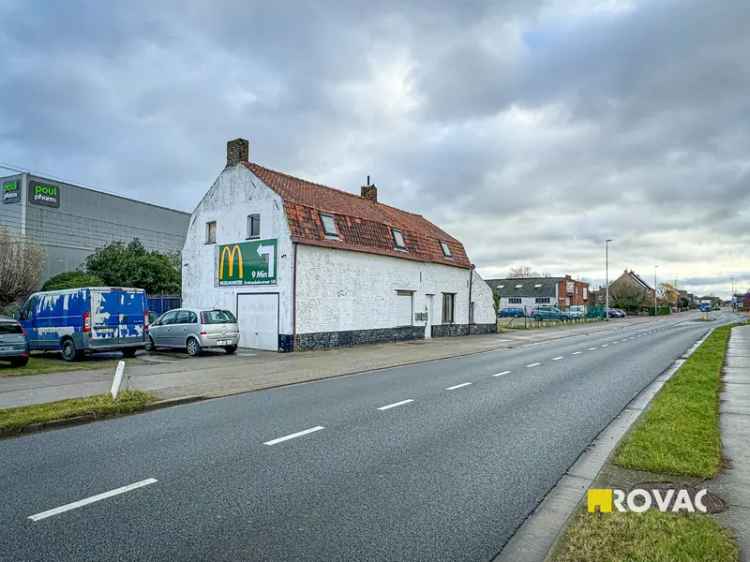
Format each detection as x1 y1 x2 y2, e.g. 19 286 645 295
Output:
714 324 750 561
0 314 682 410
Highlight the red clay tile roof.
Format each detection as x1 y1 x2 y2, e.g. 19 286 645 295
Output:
244 162 470 268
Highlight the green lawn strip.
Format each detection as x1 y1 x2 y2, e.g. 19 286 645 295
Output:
553 510 738 562
614 325 732 478
0 390 154 434
0 355 121 377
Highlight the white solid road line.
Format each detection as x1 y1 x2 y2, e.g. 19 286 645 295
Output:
493 370 512 377
526 362 542 368
377 399 414 411
264 426 325 446
28 478 158 522
552 356 564 361
571 351 582 355
446 382 472 390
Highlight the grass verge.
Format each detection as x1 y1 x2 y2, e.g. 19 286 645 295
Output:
0 355 122 377
0 390 154 435
553 510 738 562
613 324 733 478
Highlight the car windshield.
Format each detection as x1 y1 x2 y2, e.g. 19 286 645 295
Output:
0 322 23 334
201 310 237 324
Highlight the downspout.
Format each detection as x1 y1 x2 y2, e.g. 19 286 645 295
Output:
467 264 474 335
292 242 297 351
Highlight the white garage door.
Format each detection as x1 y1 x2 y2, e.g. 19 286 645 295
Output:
237 293 279 351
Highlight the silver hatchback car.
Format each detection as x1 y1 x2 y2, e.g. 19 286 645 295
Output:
0 315 29 367
146 308 240 356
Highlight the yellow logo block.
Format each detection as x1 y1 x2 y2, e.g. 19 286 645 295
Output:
587 489 613 513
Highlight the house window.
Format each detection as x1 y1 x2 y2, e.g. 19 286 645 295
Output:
440 241 452 257
508 297 522 304
206 221 217 244
320 213 338 237
247 214 260 239
535 297 550 304
392 228 406 249
442 293 455 323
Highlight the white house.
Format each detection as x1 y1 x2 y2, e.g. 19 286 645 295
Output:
182 138 496 351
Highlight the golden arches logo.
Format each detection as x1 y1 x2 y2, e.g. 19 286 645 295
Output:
219 245 244 279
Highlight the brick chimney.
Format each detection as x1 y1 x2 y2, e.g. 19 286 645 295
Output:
361 176 378 202
226 138 249 167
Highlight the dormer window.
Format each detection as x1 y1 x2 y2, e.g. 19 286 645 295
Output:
440 241 452 257
392 228 406 249
320 213 338 237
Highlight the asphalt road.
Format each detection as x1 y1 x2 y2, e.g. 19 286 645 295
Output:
0 312 741 561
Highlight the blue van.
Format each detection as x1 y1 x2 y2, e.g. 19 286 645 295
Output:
18 287 148 361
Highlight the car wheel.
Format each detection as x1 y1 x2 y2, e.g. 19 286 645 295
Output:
145 336 156 352
224 345 237 354
10 357 29 367
186 337 201 357
122 348 137 358
61 339 80 362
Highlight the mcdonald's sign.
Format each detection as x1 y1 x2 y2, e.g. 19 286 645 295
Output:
217 239 277 285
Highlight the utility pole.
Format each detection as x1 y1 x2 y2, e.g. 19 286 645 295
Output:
654 265 658 316
605 239 612 321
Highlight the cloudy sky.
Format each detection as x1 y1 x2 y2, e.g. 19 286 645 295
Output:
1 0 748 297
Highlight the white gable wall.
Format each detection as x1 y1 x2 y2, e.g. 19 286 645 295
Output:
181 165 294 335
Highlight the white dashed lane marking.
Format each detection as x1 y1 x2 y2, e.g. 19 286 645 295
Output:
493 370 512 377
377 399 414 411
446 382 472 391
552 356 564 361
28 478 158 522
526 362 542 368
264 426 325 446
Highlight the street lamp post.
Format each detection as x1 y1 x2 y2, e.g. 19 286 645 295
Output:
605 239 612 321
654 265 659 316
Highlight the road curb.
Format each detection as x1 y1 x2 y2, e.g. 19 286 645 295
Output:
492 323 718 562
0 395 206 439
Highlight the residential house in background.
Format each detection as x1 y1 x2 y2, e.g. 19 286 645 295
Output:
486 275 589 312
608 269 656 313
182 138 497 352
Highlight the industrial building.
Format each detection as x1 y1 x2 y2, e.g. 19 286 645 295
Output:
182 138 497 351
1 172 190 282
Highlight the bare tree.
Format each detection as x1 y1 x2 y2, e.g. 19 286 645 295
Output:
0 228 45 309
508 265 540 278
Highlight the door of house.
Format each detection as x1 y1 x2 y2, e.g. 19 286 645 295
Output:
236 293 279 351
425 294 434 339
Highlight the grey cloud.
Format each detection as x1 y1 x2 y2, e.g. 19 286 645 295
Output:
1 0 749 298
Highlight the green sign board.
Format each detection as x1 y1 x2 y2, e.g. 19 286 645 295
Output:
217 239 277 285
28 180 61 208
2 180 20 204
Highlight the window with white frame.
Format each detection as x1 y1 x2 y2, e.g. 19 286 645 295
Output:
320 213 338 237
392 228 406 249
206 221 216 244
440 241 452 257
535 297 551 304
247 214 260 239
508 297 522 304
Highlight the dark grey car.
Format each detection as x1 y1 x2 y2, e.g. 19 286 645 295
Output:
146 308 240 357
0 316 30 367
